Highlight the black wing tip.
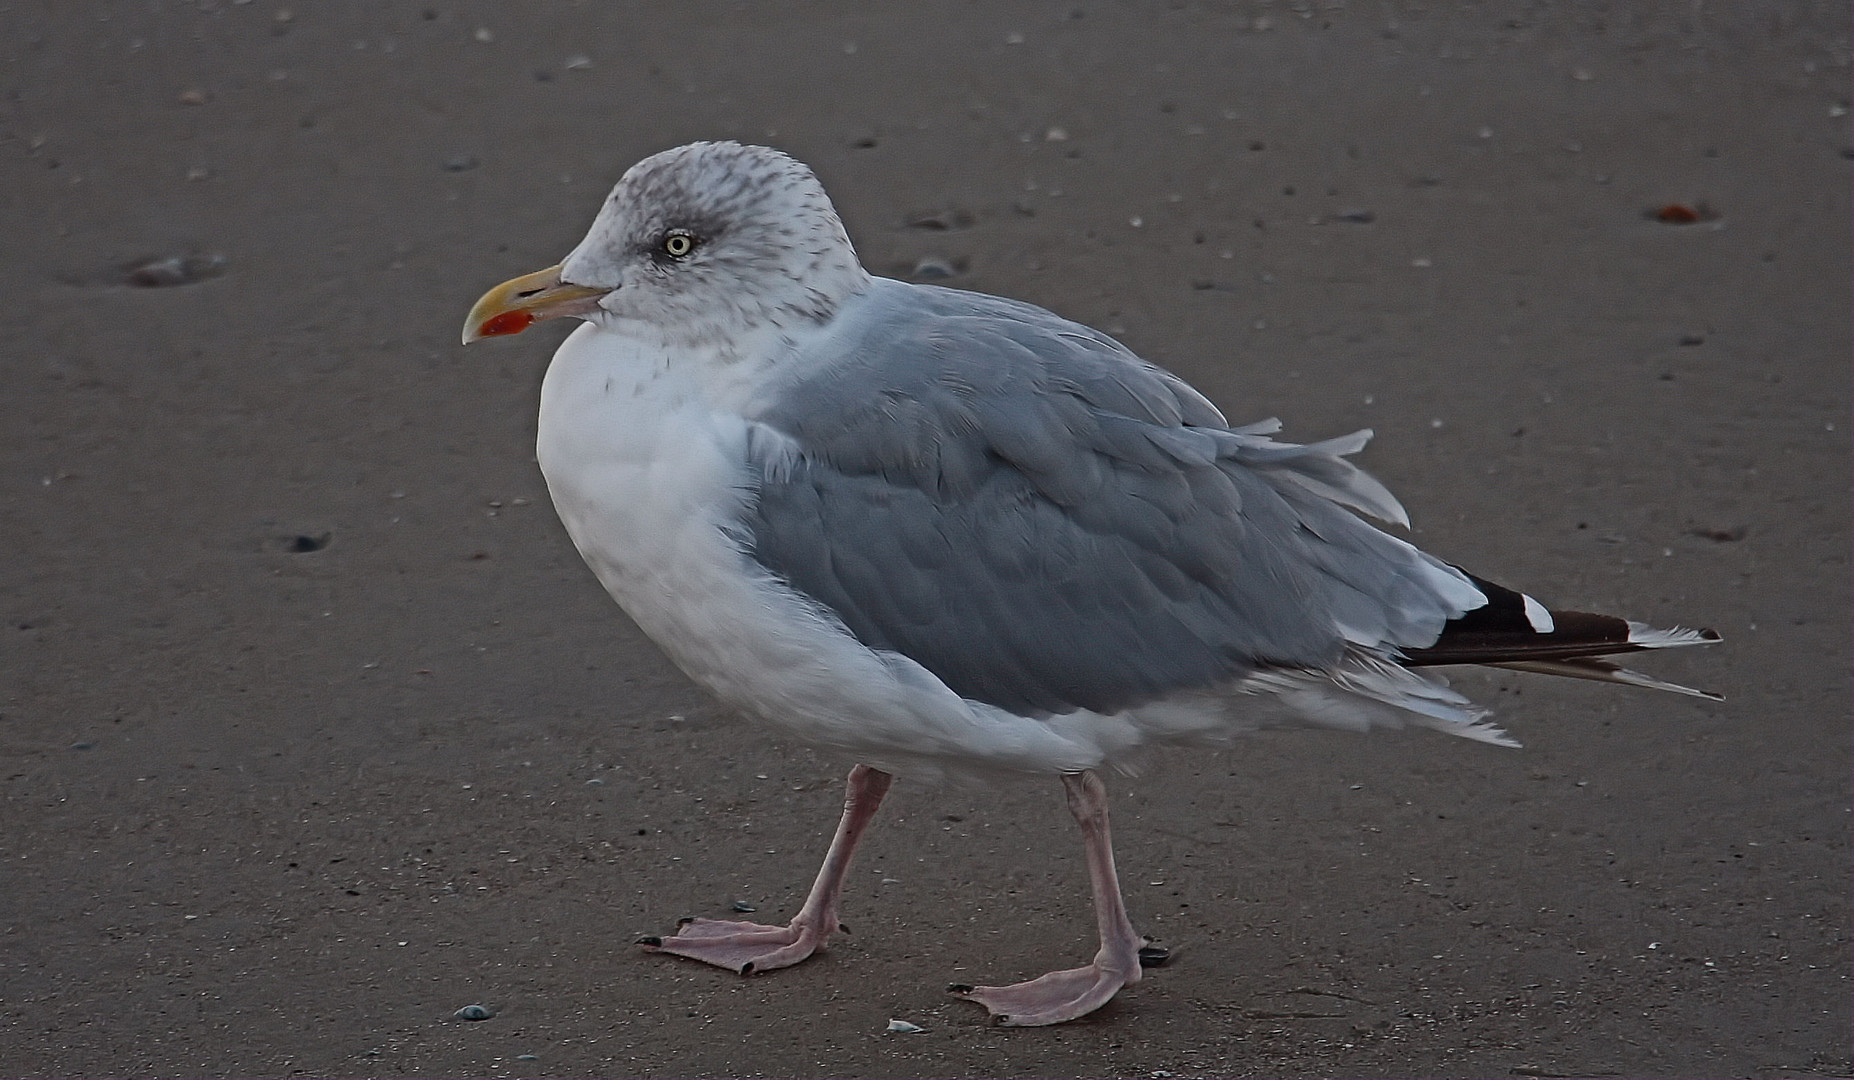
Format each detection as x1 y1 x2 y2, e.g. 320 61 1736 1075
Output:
1415 567 1723 663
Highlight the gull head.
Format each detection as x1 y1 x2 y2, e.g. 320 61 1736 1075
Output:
464 142 870 348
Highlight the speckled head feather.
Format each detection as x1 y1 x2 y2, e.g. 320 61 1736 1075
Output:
560 142 871 347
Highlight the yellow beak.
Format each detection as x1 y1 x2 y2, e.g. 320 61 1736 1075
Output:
461 264 611 344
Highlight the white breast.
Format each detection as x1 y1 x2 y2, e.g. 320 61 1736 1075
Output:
533 322 1104 775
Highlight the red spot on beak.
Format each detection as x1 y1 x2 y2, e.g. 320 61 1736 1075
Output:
479 309 536 337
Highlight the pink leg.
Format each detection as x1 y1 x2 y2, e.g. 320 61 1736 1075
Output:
640 763 892 975
953 770 1152 1026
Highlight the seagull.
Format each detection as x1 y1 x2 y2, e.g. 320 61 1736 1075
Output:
462 141 1720 1026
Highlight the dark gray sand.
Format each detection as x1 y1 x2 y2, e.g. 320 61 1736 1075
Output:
3 3 1848 1076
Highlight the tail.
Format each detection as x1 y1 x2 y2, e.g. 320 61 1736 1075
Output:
1398 570 1723 700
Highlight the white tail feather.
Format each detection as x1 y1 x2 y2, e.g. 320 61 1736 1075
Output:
1625 622 1723 649
1239 653 1521 748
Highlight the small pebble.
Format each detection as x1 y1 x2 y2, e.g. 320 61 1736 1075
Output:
119 253 227 288
885 1019 925 1034
910 257 958 280
731 900 757 913
903 208 971 231
1652 202 1717 224
454 1004 494 1021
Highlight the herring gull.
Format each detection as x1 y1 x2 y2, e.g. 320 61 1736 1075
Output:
462 141 1719 1026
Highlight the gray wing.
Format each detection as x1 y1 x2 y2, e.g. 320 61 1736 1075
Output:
744 279 1482 718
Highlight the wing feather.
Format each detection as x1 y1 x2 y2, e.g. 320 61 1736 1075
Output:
744 280 1480 717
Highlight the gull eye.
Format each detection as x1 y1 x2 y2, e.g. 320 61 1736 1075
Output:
660 230 697 259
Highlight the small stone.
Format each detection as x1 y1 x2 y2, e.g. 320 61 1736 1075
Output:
909 257 958 280
885 1019 925 1033
1651 202 1720 224
118 252 227 287
453 1004 493 1021
903 209 972 231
